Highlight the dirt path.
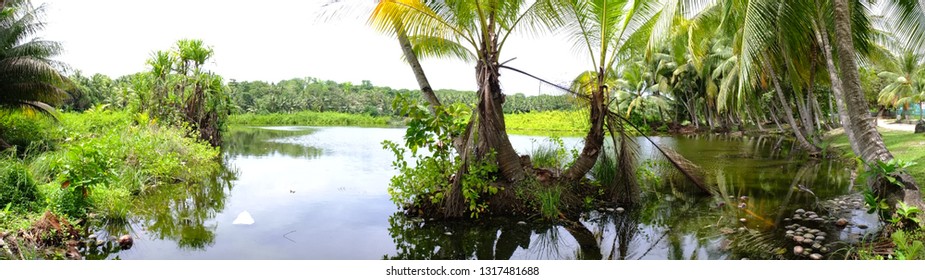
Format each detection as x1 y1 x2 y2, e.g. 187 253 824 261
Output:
877 118 916 132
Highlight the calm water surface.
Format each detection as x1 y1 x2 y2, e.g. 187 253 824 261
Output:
105 126 870 260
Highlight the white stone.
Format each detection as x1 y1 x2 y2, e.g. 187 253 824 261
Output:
233 211 255 225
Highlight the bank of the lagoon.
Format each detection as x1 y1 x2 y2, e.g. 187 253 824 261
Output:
14 125 866 260
227 111 593 136
0 110 222 259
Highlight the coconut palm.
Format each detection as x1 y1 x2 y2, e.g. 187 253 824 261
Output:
370 0 562 184
0 0 68 114
554 0 657 182
0 0 69 149
876 50 924 121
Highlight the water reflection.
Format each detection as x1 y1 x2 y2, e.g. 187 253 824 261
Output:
222 126 322 158
106 126 855 259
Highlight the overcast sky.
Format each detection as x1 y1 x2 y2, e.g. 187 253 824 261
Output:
33 0 591 95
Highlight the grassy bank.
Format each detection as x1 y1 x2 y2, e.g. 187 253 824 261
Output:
227 110 591 136
826 128 925 182
228 111 393 127
504 110 589 136
1 109 221 258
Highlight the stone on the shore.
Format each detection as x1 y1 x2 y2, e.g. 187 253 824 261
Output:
606 208 615 212
615 207 625 213
858 224 868 229
740 218 747 223
118 234 133 249
793 246 804 255
444 232 453 236
517 221 527 225
809 253 823 260
835 218 849 227
794 236 805 243
795 209 805 214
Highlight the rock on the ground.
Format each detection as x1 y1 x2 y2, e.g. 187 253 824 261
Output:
835 218 848 227
915 120 925 133
118 234 133 249
615 207 625 213
517 221 527 225
793 246 804 255
809 253 823 260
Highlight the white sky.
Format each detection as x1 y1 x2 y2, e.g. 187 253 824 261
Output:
33 0 590 95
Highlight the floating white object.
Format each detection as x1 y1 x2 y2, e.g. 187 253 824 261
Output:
233 211 255 225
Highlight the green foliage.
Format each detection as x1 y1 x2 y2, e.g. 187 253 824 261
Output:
890 230 925 260
530 137 570 170
863 189 890 215
0 0 69 115
0 158 41 211
0 111 58 156
890 202 923 229
536 187 562 219
382 93 468 208
505 111 589 135
21 109 221 219
861 158 917 188
229 111 391 127
461 151 499 218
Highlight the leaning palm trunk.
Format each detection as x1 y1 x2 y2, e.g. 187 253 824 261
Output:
762 55 821 155
563 71 606 181
812 17 859 156
395 26 443 115
832 0 922 208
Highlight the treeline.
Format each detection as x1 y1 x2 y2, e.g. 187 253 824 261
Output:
65 75 578 117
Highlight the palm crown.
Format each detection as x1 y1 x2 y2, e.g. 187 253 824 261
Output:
0 0 69 115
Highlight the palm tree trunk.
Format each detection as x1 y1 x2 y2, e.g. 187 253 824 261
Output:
813 17 860 156
793 87 816 143
762 54 821 155
832 0 922 208
396 27 443 115
474 33 524 182
563 70 605 181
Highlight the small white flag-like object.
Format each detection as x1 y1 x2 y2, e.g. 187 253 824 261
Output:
233 211 255 225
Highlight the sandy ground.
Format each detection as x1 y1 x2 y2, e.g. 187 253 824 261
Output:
877 118 917 132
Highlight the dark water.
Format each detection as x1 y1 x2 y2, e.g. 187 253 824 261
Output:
102 127 872 260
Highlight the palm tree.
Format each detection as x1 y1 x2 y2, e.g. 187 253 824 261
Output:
0 0 69 149
555 0 657 182
876 50 924 121
370 0 562 185
831 0 923 208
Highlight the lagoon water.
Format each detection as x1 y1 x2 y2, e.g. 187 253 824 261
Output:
105 126 869 260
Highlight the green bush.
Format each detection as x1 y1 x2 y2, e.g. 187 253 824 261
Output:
0 159 41 211
0 111 58 155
